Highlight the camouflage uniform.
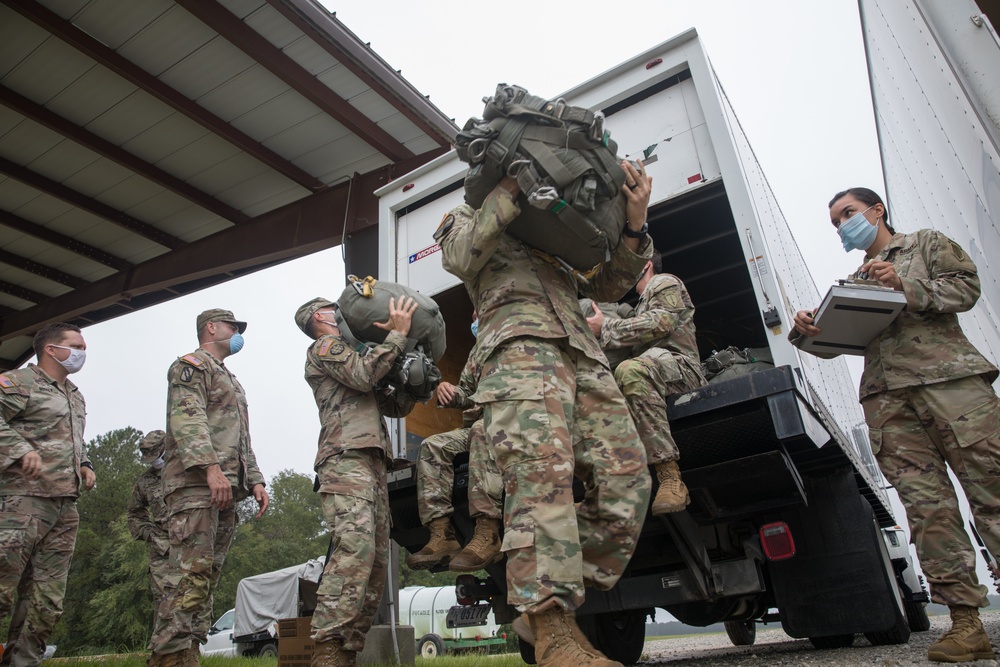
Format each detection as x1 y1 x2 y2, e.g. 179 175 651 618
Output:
603 274 706 464
437 186 652 613
304 328 416 651
792 230 1000 608
150 348 265 656
126 431 171 615
0 365 87 667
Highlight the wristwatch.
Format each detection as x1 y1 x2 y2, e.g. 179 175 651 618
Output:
622 222 648 239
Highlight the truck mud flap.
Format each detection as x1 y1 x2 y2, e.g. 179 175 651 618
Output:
685 450 806 521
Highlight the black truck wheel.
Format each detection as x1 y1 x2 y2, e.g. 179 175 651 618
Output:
578 610 647 665
724 619 756 646
905 600 931 632
417 633 446 658
809 634 855 649
257 642 277 657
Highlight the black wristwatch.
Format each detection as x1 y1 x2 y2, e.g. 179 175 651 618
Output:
622 222 648 239
80 461 94 471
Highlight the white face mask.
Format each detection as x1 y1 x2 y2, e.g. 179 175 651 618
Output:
152 456 165 470
51 345 87 374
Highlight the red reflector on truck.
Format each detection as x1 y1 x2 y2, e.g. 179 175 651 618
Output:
760 522 796 561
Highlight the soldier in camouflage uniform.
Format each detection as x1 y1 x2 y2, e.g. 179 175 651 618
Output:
406 323 504 572
295 295 419 667
587 251 706 515
0 323 95 667
127 430 171 622
792 187 1000 663
149 310 269 667
436 164 653 667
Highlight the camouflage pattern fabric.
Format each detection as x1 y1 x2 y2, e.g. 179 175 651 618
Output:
312 449 389 651
415 419 501 524
153 347 262 656
604 274 706 464
160 349 265 501
578 300 635 371
438 183 652 613
127 467 171 611
862 375 1000 607
790 230 998 398
149 503 236 655
479 339 649 612
0 496 79 667
304 330 414 471
0 365 88 497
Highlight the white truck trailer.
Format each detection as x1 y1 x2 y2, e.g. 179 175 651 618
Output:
374 28 928 664
397 585 506 658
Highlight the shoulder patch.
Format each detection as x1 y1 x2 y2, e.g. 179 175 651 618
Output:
179 366 197 383
0 372 28 396
432 213 455 242
181 354 204 367
0 374 15 389
949 239 968 261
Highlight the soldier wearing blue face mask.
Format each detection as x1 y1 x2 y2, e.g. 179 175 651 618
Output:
791 187 1000 664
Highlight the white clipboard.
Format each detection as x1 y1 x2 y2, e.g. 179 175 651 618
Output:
799 282 907 356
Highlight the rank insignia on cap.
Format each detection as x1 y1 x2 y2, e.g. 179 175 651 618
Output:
0 375 13 388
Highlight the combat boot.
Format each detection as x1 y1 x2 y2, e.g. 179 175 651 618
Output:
311 640 354 667
450 516 502 571
528 606 622 667
651 460 689 515
927 605 996 662
406 517 462 570
512 612 534 645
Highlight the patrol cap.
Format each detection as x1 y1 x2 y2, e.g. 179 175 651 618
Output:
139 430 166 465
196 308 247 334
295 297 336 334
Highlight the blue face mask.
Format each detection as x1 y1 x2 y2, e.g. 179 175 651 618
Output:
837 205 878 252
229 332 245 355
470 320 479 338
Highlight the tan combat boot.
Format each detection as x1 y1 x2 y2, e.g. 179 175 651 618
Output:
927 605 996 662
405 516 462 570
450 516 503 571
528 606 622 667
311 640 354 667
652 460 690 515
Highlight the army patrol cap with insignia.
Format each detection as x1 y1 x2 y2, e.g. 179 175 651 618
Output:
139 429 166 465
295 297 336 334
196 308 247 334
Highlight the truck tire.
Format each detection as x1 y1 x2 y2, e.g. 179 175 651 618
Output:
578 610 647 665
518 637 536 664
724 619 756 646
809 634 855 649
417 634 447 658
257 642 278 657
905 600 931 632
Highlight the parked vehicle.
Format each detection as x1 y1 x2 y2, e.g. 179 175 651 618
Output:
398 585 506 658
201 558 324 657
372 28 930 664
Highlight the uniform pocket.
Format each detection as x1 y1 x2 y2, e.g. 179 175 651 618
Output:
0 512 35 573
472 369 545 404
500 521 535 553
949 400 1000 448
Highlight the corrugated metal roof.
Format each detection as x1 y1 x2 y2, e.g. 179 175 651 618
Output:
0 0 457 368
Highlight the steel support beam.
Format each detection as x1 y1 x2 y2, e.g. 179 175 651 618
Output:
0 148 447 340
0 248 87 289
268 0 457 146
0 85 250 225
177 0 414 162
0 279 48 305
0 156 185 250
0 209 132 272
2 0 324 192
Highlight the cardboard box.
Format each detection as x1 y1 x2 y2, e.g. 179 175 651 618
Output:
278 617 313 667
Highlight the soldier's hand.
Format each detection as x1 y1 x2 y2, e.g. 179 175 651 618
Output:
252 484 270 519
206 464 233 510
586 302 605 337
793 309 822 337
81 466 96 491
621 159 652 231
373 296 418 337
861 260 903 291
436 381 458 407
19 451 42 479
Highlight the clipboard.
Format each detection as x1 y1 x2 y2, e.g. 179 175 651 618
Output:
798 282 907 356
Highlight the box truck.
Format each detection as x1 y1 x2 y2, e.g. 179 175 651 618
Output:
373 28 928 664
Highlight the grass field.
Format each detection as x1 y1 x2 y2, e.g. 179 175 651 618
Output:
47 653 526 666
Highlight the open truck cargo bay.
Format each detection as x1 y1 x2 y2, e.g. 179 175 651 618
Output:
375 28 928 664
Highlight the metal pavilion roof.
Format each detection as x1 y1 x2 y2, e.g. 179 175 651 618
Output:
0 0 457 369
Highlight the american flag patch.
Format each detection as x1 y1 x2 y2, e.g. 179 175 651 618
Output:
181 354 203 366
0 375 13 388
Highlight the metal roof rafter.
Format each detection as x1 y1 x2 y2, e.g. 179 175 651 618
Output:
175 0 414 162
2 0 325 192
0 247 87 289
0 209 132 272
0 278 48 305
0 85 250 225
0 156 185 250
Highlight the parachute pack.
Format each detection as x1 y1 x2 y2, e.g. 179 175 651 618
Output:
702 346 775 384
335 275 445 401
456 84 628 278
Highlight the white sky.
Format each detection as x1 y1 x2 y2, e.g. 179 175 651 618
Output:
58 1 994 595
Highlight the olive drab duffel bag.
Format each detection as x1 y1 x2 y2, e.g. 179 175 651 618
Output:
334 275 445 401
456 83 629 279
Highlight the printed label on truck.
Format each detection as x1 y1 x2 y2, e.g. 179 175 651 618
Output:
409 244 441 264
